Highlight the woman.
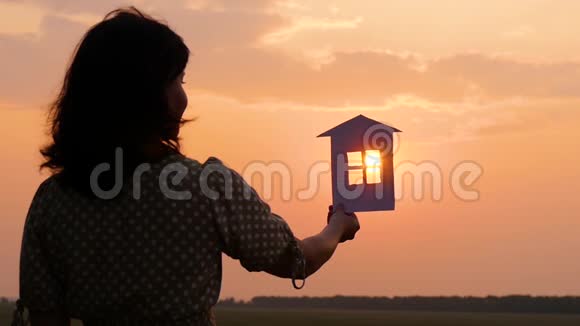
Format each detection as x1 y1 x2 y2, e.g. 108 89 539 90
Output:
17 7 360 326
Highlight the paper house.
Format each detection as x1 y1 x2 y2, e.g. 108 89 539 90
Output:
318 114 401 212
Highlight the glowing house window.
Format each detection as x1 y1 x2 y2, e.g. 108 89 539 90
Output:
346 150 382 185
347 152 364 185
365 150 381 184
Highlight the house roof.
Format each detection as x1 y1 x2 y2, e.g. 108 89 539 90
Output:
317 114 402 137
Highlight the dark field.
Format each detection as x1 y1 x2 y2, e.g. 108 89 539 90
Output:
213 308 580 326
4 304 580 326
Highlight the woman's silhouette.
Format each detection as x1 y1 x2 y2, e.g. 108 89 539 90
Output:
17 7 360 326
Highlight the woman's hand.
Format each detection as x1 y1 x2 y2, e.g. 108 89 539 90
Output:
327 204 360 243
268 204 361 279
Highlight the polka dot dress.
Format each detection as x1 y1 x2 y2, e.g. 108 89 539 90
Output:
19 153 306 325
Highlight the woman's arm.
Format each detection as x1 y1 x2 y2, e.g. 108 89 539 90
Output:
298 220 346 277
265 205 359 278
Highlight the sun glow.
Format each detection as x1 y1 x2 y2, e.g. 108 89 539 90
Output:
365 150 381 184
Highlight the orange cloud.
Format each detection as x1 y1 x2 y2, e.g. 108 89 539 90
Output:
3 0 580 110
188 48 580 105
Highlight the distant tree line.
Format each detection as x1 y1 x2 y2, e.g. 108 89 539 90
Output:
218 295 580 314
3 295 579 314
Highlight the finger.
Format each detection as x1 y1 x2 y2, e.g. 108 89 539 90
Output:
342 207 355 216
335 203 345 213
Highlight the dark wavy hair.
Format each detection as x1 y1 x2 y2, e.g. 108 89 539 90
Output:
40 7 190 194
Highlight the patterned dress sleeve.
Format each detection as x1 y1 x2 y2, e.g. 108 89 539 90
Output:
19 179 66 311
201 157 306 288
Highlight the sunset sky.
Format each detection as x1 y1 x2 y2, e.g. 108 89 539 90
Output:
1 0 580 300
